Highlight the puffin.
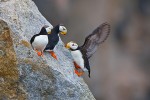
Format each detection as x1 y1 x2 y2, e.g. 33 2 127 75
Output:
45 24 67 60
65 22 110 77
30 25 52 56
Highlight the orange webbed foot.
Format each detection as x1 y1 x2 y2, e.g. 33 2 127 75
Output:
37 52 42 56
35 50 43 57
74 69 84 77
50 51 57 60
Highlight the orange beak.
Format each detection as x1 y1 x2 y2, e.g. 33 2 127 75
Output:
65 43 70 49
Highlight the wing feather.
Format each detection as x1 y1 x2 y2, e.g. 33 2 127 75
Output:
81 22 110 58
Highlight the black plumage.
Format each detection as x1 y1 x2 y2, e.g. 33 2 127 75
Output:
45 24 67 51
80 49 91 77
81 22 111 59
44 25 60 51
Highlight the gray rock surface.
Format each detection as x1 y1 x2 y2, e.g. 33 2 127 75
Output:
0 0 95 100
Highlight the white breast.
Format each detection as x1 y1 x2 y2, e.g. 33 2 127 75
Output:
32 35 48 51
71 50 84 69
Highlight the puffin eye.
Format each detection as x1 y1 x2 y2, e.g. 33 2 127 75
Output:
62 27 65 30
72 44 75 46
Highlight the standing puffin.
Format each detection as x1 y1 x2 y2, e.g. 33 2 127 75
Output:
45 24 67 60
66 22 110 77
30 25 52 56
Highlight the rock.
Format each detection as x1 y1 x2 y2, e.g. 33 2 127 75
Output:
0 0 95 100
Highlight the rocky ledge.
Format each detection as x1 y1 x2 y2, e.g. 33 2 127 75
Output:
0 0 95 100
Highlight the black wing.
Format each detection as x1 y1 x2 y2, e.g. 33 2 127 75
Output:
80 50 91 77
30 34 40 49
30 35 35 44
81 22 110 59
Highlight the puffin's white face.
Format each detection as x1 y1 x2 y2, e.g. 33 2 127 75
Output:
66 41 78 50
59 25 67 35
45 27 52 34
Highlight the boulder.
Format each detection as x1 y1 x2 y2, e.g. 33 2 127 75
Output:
0 0 95 100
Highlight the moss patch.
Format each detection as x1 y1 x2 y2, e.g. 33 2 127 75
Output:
0 20 26 99
20 40 30 48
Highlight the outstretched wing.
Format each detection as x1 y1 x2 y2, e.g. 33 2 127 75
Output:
81 22 110 59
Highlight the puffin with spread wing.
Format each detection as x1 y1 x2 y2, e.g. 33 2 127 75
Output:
66 22 110 77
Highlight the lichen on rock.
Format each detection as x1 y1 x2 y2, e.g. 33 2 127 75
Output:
0 0 95 100
0 20 25 99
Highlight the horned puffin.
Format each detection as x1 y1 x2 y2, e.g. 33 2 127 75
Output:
66 22 110 77
30 25 52 56
45 24 67 60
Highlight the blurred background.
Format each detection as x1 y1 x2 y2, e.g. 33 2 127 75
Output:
33 0 150 100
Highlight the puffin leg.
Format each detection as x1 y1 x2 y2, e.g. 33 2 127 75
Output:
74 69 84 77
41 51 44 57
35 49 42 56
73 62 81 69
50 51 57 60
73 62 84 76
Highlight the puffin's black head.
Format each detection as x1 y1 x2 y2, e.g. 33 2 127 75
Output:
53 24 67 35
65 41 79 50
39 25 52 35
